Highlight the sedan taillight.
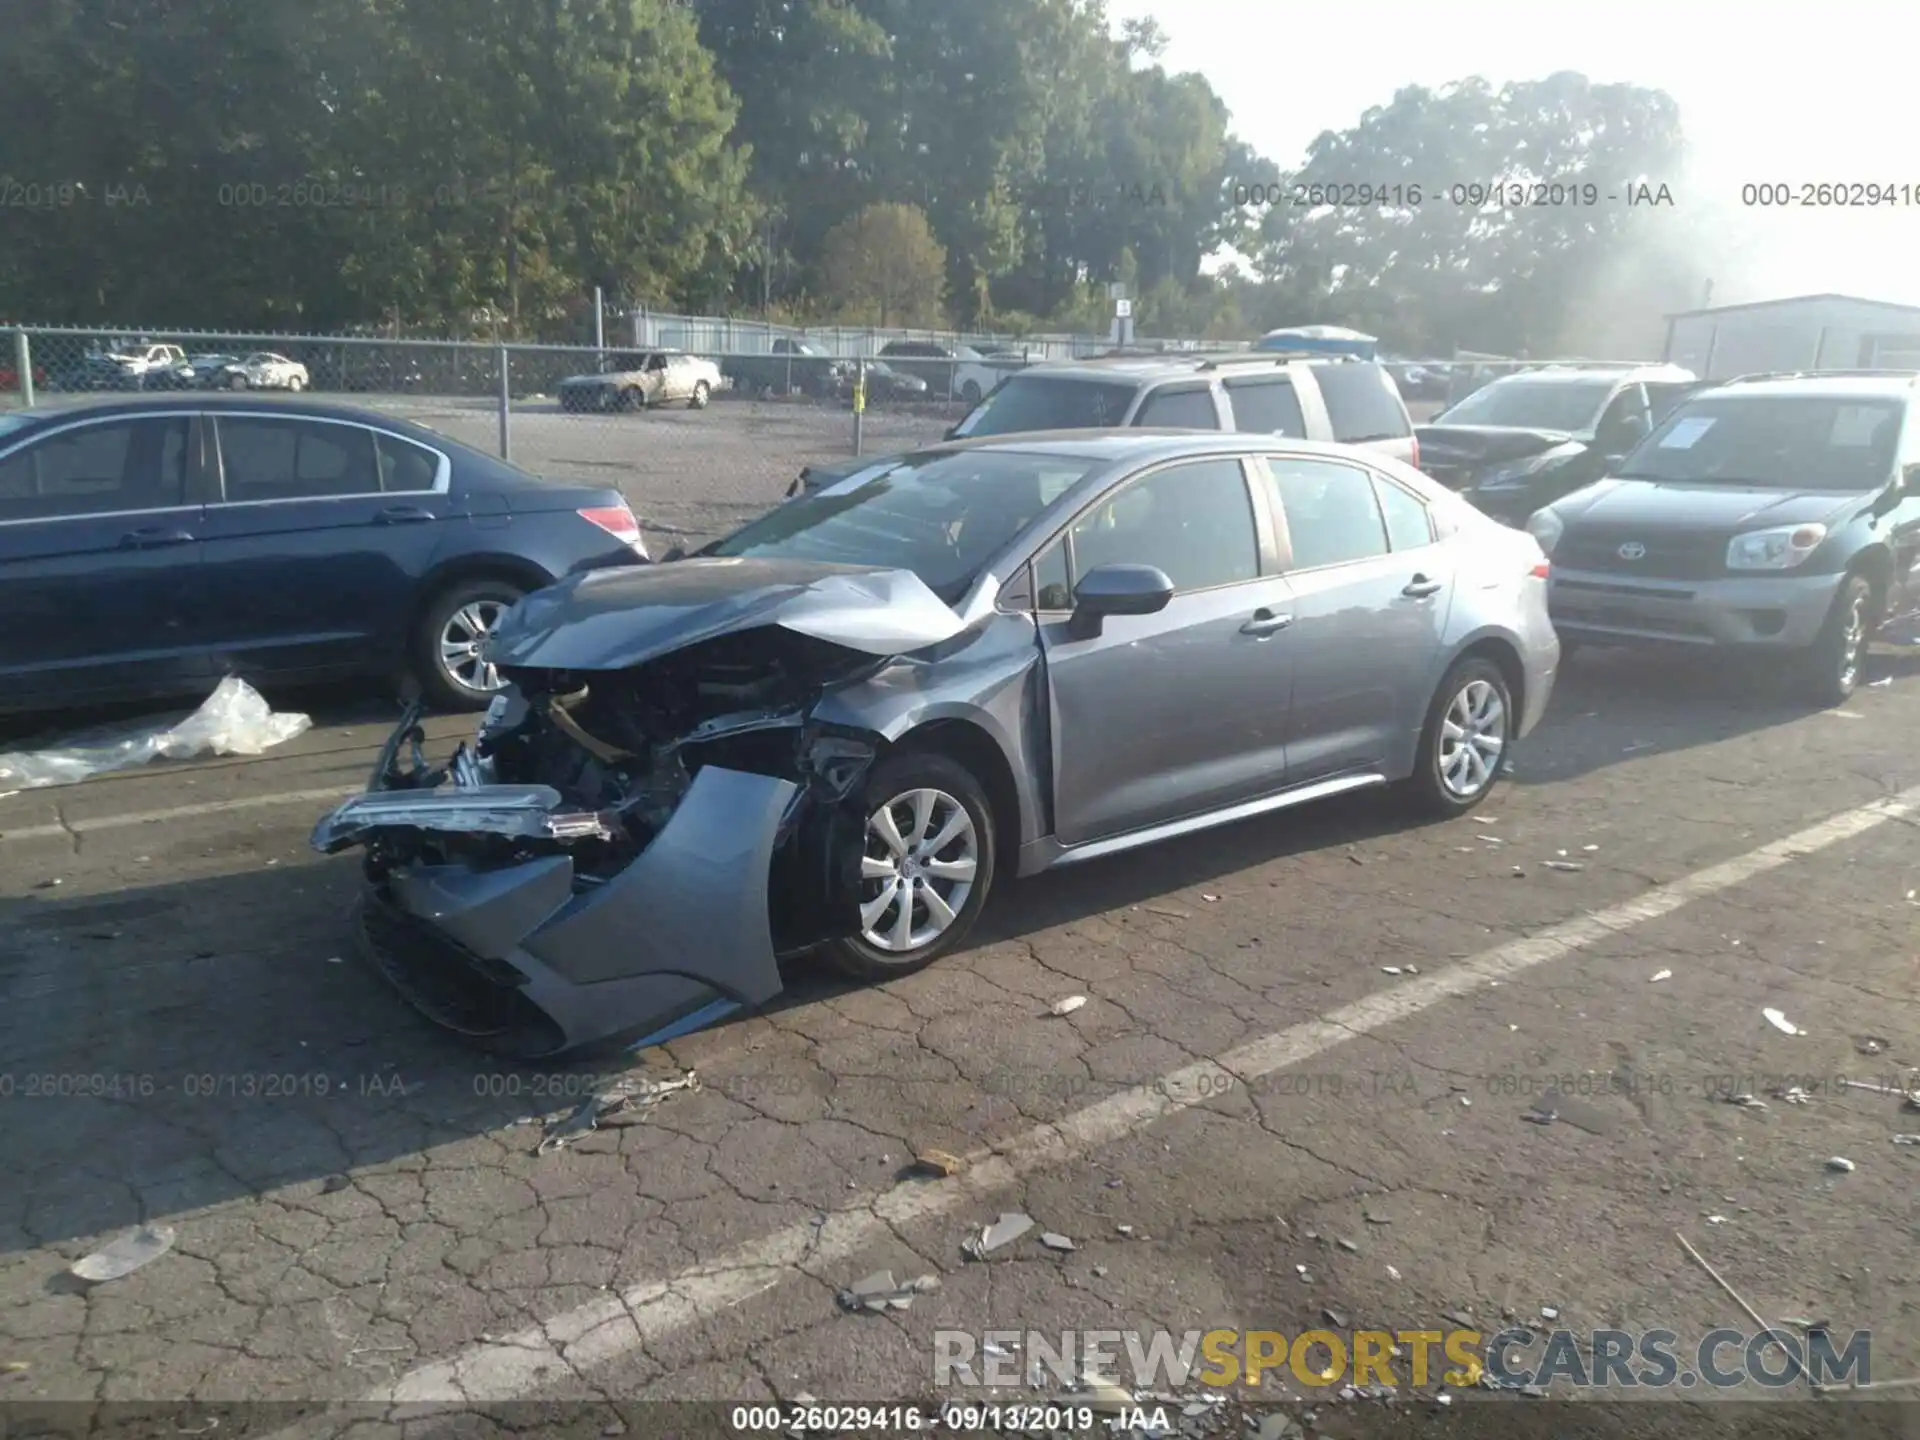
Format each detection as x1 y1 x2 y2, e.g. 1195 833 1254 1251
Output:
1409 435 1420 470
579 503 647 557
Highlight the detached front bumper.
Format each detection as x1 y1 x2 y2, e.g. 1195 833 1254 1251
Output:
313 765 797 1059
1548 569 1841 649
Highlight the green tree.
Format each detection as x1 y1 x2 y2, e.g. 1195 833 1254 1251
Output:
817 202 948 325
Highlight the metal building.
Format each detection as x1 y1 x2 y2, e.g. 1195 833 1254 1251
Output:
1663 294 1920 379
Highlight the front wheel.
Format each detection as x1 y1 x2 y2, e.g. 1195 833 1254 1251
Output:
412 576 526 711
825 751 997 982
1401 656 1513 818
616 386 642 412
1799 573 1875 707
228 372 249 390
689 380 710 409
287 374 305 392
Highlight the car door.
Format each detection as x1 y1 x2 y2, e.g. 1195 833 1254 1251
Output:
1036 455 1299 845
194 413 453 678
0 411 209 706
1258 453 1453 782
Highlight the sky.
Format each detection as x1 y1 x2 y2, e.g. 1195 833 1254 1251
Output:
1103 0 1920 307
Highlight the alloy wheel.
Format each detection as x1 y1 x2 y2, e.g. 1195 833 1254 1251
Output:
1438 678 1507 798
857 787 980 954
438 600 510 694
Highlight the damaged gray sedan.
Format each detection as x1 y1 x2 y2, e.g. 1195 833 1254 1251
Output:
312 432 1559 1058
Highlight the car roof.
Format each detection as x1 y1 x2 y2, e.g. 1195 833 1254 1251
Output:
1010 352 1386 383
911 428 1391 465
1475 363 1697 386
1702 371 1920 400
0 393 458 447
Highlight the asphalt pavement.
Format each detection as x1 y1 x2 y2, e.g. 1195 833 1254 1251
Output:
3 637 1918 1438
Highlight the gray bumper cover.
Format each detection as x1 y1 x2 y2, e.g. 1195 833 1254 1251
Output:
316 767 796 1058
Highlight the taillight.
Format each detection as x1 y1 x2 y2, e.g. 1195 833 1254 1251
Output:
1409 435 1420 470
1530 561 1550 579
578 503 647 557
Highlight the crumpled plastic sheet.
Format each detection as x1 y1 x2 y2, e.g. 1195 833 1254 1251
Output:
0 677 311 793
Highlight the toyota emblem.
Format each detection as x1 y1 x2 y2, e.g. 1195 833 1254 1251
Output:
1617 541 1647 560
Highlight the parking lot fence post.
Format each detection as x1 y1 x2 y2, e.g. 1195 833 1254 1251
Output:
13 330 33 407
853 358 865 456
496 345 511 460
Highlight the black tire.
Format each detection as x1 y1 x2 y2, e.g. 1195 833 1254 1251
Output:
689 380 710 409
615 386 643 412
961 380 982 406
1799 573 1875 707
411 576 526 711
825 750 997 982
228 372 248 390
1401 655 1514 818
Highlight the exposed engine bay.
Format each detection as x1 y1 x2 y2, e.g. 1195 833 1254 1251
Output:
310 626 898 1057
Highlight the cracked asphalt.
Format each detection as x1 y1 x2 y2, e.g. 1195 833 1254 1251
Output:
2 638 1919 1438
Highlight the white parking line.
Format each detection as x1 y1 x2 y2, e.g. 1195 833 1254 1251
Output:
256 781 1920 1425
0 785 361 845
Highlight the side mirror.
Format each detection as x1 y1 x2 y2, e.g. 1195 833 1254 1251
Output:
1067 563 1175 639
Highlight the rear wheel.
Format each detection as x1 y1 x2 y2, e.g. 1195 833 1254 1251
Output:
825 751 997 982
689 380 710 409
616 386 643 412
413 576 526 711
1800 573 1875 707
1401 656 1513 818
961 380 982 406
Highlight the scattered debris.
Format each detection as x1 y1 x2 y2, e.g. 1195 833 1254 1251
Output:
1074 1376 1136 1412
1854 1035 1892 1056
1322 1308 1348 1328
1540 1306 1560 1320
1116 1223 1134 1236
963 1212 1036 1259
1142 904 1191 920
1472 815 1497 824
1869 677 1893 688
1542 860 1584 872
0 677 310 790
1725 1094 1768 1110
70 1224 176 1282
1091 1264 1108 1278
33 878 61 889
837 1270 939 1313
1201 893 1220 903
1826 1157 1856 1173
1840 1077 1920 1103
1442 1310 1475 1328
1522 1108 1555 1126
1775 1086 1813 1106
324 955 343 965
1675 1231 1796 1371
1705 1215 1730 1225
1380 966 1402 976
911 1149 964 1178
1762 1008 1802 1036
320 1175 350 1195
1892 1135 1920 1146
1405 963 1419 974
1386 1265 1402 1281
1650 969 1672 983
1336 1237 1359 1253
1040 1232 1077 1252
1049 995 1087 1017
1363 1211 1391 1225
1582 844 1599 852
1459 1095 1471 1107
537 1071 698 1153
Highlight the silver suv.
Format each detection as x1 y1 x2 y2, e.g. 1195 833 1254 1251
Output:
791 352 1418 495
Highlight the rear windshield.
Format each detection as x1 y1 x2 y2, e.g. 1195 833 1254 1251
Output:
705 450 1100 603
1435 377 1614 432
1614 395 1904 491
952 375 1137 437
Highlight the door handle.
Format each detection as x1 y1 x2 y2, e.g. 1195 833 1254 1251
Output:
1240 609 1293 636
373 505 435 524
1403 575 1444 598
119 526 195 549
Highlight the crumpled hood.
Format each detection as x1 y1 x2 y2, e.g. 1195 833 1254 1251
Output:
1416 424 1583 465
484 556 970 671
1559 478 1864 531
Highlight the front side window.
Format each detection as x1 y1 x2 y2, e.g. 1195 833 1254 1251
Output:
0 418 189 522
1132 386 1220 429
1068 458 1258 591
1615 395 1905 490
216 418 381 501
1268 457 1389 569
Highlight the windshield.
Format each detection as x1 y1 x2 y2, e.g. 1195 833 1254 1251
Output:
705 450 1099 602
1614 395 1904 491
1434 377 1614 432
953 375 1138 437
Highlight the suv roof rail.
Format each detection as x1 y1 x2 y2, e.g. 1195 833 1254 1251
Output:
1722 368 1920 384
1195 351 1361 371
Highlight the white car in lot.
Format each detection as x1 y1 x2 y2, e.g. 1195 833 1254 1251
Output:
951 349 1035 406
224 352 309 391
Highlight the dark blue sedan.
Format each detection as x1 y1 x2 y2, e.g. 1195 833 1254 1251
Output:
0 394 650 715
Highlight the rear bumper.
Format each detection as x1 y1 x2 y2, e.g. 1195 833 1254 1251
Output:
318 767 796 1058
1548 568 1841 649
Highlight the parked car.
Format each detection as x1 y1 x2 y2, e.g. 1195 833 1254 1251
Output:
878 340 982 397
791 351 1420 496
557 349 718 412
114 343 188 379
721 338 838 397
1416 364 1702 526
178 354 245 389
310 430 1558 1058
951 349 1035 407
0 361 48 392
222 352 310 391
1527 371 1920 704
49 343 178 392
828 358 929 403
0 395 650 716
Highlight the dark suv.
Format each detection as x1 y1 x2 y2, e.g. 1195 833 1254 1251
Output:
1417 363 1703 525
1527 371 1920 704
792 352 1418 495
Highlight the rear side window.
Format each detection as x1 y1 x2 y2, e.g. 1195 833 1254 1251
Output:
1314 364 1412 442
1373 476 1434 549
377 434 441 492
1132 386 1220 428
1224 377 1307 436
